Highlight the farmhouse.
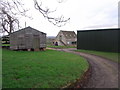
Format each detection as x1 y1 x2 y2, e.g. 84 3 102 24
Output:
54 30 77 46
10 26 46 51
77 28 120 52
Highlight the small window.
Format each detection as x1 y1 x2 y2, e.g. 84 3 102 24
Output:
72 41 77 45
59 35 62 40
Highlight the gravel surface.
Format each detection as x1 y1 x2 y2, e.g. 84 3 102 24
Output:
49 48 119 88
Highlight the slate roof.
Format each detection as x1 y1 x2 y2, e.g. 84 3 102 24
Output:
61 30 77 39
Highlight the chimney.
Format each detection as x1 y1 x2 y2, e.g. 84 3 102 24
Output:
25 22 26 28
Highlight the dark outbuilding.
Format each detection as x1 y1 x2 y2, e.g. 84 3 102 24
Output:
10 26 46 51
77 28 120 52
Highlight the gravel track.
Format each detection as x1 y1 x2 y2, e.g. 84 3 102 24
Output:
49 48 119 88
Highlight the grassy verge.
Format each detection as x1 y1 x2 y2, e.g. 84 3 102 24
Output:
76 49 119 63
2 49 89 88
47 45 76 49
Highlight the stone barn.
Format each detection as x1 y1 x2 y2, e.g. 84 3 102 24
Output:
10 26 46 51
54 30 77 46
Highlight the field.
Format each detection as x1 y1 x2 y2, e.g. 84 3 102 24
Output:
2 49 89 88
76 49 119 63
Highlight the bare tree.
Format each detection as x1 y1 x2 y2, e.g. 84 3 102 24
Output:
34 0 70 27
0 0 70 35
0 0 29 35
1 9 18 35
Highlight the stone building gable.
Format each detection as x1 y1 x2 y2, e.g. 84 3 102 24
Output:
60 30 77 39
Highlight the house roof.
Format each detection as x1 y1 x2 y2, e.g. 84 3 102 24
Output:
11 26 46 35
60 30 77 39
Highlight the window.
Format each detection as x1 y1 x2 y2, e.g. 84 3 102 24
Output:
72 41 77 45
59 35 62 40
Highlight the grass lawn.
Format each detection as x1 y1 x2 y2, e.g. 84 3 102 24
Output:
76 49 119 63
47 45 76 49
2 49 89 88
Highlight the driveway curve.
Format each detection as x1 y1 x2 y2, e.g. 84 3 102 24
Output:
49 48 118 88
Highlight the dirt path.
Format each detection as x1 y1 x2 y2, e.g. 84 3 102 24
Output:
48 48 119 88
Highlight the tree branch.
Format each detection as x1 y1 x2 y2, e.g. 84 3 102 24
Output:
34 0 70 27
0 0 30 35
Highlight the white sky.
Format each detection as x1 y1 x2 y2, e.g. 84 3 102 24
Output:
19 0 119 36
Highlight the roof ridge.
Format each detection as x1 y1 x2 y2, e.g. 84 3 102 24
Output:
60 30 75 32
10 26 46 34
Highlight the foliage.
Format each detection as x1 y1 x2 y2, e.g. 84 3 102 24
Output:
2 44 10 46
2 49 89 88
2 36 10 44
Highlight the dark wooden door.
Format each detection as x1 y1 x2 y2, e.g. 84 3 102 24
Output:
18 37 25 49
33 35 40 49
25 34 32 49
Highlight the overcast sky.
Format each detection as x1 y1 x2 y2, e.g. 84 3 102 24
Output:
19 0 119 36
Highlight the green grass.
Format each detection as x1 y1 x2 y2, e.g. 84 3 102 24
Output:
47 45 76 49
76 49 119 63
2 49 89 88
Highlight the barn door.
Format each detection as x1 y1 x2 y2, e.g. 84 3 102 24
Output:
18 36 25 49
33 35 40 49
25 34 32 49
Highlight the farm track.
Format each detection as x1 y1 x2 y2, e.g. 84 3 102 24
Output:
48 48 119 88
